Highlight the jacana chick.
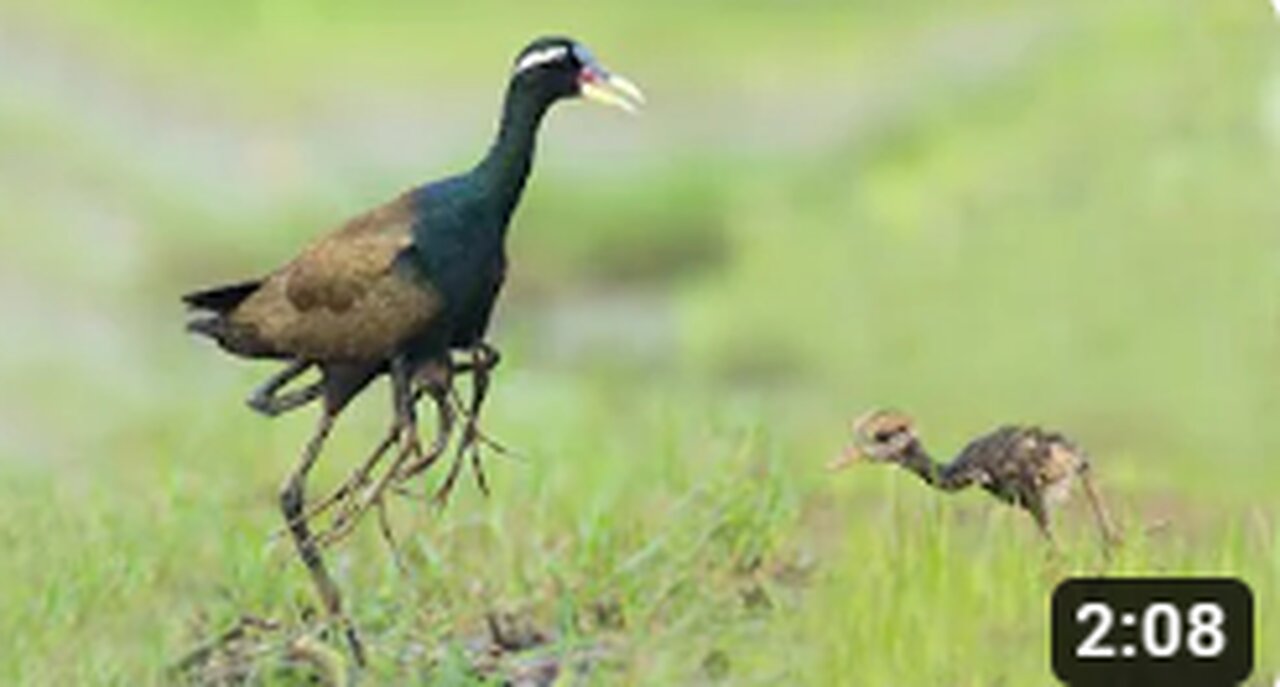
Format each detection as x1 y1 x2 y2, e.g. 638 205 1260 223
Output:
829 409 1121 554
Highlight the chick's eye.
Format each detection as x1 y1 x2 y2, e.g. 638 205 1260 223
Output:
872 430 896 443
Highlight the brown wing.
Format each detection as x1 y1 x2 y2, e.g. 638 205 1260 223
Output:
228 193 443 362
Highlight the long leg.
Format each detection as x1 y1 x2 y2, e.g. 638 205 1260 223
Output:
395 377 454 482
390 354 424 465
465 342 499 417
446 343 508 501
318 373 454 549
270 364 399 535
433 442 469 508
247 360 322 417
254 383 324 417
315 411 445 549
375 499 408 575
286 414 405 534
1079 467 1122 553
299 357 456 552
279 409 365 667
304 365 452 547
1025 496 1060 558
291 413 408 548
455 343 508 457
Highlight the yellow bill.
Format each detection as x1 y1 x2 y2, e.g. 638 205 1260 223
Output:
580 71 645 114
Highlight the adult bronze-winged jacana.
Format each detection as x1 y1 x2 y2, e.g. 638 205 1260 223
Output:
183 37 643 665
829 409 1121 556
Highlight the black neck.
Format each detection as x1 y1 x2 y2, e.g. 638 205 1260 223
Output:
474 78 556 222
898 442 973 492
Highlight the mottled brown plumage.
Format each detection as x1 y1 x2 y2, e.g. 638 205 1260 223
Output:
830 409 1121 554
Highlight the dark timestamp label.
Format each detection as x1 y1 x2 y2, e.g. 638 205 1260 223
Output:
1051 577 1253 686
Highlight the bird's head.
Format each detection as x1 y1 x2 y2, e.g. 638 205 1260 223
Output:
510 37 644 113
828 408 919 470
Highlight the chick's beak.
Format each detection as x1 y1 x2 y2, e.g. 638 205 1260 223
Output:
579 64 645 114
826 445 863 471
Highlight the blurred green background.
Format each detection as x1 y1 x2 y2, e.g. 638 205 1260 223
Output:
1 0 1277 684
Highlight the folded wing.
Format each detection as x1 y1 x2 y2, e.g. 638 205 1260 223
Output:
188 193 443 362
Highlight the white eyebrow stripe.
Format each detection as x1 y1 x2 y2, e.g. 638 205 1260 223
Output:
514 46 568 74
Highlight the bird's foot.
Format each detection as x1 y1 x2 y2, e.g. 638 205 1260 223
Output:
459 420 514 461
313 482 385 550
431 451 468 509
291 605 366 674
393 398 453 483
284 628 360 684
315 429 430 550
393 433 450 483
399 426 426 468
171 614 284 678
430 419 507 508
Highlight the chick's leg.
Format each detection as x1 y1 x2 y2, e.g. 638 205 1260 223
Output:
247 360 322 417
1080 467 1122 554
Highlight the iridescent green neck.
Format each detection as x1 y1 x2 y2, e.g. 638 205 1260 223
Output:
474 79 556 220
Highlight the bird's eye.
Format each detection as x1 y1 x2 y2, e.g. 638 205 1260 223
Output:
872 430 896 443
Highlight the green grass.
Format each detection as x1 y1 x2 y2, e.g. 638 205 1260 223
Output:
1 0 1278 684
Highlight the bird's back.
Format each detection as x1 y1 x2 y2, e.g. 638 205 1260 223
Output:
951 426 1087 506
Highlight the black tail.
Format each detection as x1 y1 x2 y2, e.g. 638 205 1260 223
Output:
182 280 262 313
183 279 282 359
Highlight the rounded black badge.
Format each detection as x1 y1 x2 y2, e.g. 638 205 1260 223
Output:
1052 577 1253 686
